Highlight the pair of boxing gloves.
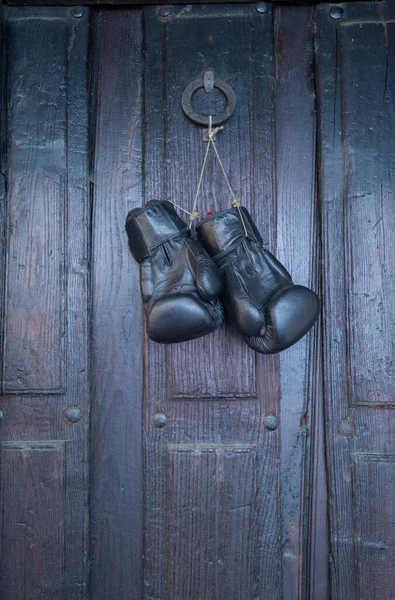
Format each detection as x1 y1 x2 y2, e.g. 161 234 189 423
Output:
125 200 319 354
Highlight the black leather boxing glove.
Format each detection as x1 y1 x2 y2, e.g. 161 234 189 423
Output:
196 207 320 354
125 200 224 344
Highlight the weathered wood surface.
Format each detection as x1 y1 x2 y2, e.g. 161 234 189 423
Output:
1 2 394 598
274 6 327 600
5 0 375 6
316 1 395 598
142 4 319 598
0 6 90 599
89 9 144 600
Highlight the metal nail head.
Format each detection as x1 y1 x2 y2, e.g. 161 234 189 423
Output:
329 6 344 19
158 5 173 18
153 412 167 428
264 413 279 431
256 2 267 14
64 406 83 424
71 7 84 18
338 418 355 437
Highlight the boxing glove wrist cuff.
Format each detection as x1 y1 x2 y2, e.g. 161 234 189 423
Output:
197 207 263 259
126 200 188 263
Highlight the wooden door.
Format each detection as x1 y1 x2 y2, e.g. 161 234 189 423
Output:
0 2 394 599
0 6 91 599
316 2 395 599
137 5 319 600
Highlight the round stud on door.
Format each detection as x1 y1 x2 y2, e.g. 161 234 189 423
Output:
153 412 167 428
255 2 267 14
338 418 355 437
158 5 173 18
71 7 84 18
329 6 344 19
264 413 279 431
64 407 83 424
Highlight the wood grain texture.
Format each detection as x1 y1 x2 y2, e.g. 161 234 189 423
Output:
5 0 375 5
156 3 260 403
142 4 300 599
0 5 6 392
316 2 395 598
274 7 324 600
167 444 256 600
0 7 91 598
3 11 67 393
167 330 256 400
341 15 395 407
89 9 144 600
0 442 65 599
352 453 395 600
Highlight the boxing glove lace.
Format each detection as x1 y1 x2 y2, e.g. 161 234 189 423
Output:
196 206 320 354
126 200 224 344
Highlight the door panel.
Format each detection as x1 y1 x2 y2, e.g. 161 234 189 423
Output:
316 2 395 598
167 444 257 599
89 9 144 600
142 5 319 599
0 7 90 599
4 12 66 394
5 2 395 598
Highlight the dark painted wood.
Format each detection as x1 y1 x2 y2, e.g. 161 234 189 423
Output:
143 4 280 598
89 9 144 600
274 6 326 600
0 5 6 395
352 453 395 600
167 444 257 599
5 0 375 6
316 1 395 598
7 0 260 4
142 4 320 598
5 2 394 598
1 442 66 598
4 10 67 393
0 6 91 598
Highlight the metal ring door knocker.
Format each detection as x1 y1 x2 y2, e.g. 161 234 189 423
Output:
179 70 246 235
181 71 237 127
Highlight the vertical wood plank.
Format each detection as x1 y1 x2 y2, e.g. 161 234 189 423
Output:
274 6 324 600
341 18 395 407
168 445 256 600
143 5 286 599
64 11 91 592
4 12 68 393
141 10 169 598
0 5 6 394
0 443 66 600
316 2 395 598
162 7 258 402
89 9 144 600
352 454 395 600
250 7 284 598
306 323 328 600
0 6 91 598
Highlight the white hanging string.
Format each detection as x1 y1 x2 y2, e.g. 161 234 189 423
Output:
188 136 213 228
167 200 197 218
170 115 248 236
206 116 248 236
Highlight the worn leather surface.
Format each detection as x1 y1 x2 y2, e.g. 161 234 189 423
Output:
197 207 320 354
126 200 224 343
